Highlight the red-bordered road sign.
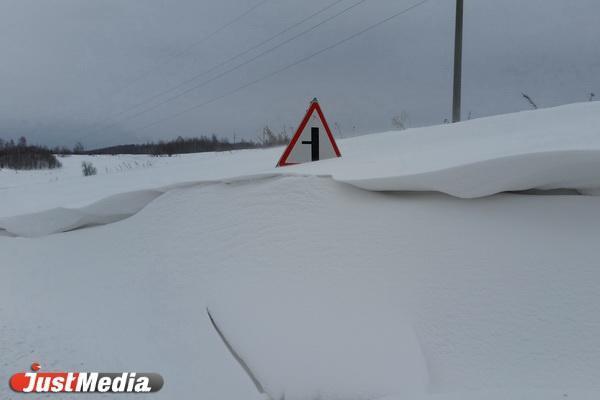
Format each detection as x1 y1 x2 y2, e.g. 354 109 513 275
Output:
277 98 341 167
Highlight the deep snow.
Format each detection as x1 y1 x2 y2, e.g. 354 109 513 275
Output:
3 177 600 399
3 101 600 220
4 102 600 237
2 102 600 399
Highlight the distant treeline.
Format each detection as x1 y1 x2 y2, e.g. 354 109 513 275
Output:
0 137 61 170
88 128 289 156
88 135 259 156
0 126 290 169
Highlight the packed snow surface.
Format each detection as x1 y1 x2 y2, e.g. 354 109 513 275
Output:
2 102 600 399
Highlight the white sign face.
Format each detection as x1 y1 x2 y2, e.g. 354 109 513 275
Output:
277 100 341 166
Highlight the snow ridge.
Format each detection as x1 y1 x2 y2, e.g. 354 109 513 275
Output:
3 102 600 236
0 189 164 237
337 149 600 198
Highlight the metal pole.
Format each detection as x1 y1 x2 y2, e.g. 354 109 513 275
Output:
452 0 463 123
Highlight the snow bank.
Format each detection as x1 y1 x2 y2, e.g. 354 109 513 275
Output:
0 178 280 237
3 176 600 399
4 102 600 236
0 189 164 237
3 102 600 222
0 150 281 218
3 103 600 398
288 101 600 197
339 150 600 198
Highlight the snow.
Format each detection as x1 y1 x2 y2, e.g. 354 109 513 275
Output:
3 177 600 399
288 101 600 197
0 150 280 219
3 102 600 219
0 189 163 237
4 102 600 236
2 102 600 399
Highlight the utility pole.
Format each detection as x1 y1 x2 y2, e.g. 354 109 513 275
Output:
452 0 464 123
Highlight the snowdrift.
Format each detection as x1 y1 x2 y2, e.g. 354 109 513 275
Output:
289 101 600 197
0 179 271 237
3 176 600 400
4 102 600 237
339 149 600 198
0 189 164 237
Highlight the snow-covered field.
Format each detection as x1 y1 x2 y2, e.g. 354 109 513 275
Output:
2 102 600 399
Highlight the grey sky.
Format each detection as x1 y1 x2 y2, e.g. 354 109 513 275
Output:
0 0 598 148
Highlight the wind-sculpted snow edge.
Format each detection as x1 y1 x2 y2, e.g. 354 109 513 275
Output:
334 149 600 198
3 148 600 237
0 175 280 237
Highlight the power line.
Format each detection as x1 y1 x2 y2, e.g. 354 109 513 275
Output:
112 0 272 97
78 0 347 143
107 0 348 122
91 0 369 134
72 0 271 144
132 0 431 133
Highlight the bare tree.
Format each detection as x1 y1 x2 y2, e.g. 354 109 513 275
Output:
258 125 289 147
73 142 84 154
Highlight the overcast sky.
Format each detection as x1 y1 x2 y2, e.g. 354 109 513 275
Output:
0 0 598 148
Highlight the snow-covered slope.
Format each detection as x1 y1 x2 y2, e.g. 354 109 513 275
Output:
2 176 600 400
290 101 600 197
0 189 163 237
2 102 600 399
3 102 600 237
0 150 281 219
1 103 599 212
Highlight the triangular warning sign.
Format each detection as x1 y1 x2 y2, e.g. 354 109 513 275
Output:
277 98 341 167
